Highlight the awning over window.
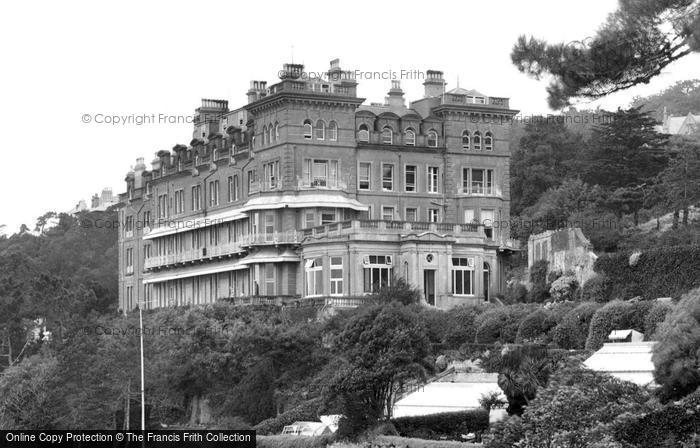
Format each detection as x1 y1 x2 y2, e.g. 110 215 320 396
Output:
239 193 368 212
239 248 299 265
144 209 247 240
142 259 247 284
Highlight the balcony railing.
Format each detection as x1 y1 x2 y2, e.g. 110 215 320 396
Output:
266 80 357 98
301 219 482 239
240 231 302 246
219 295 375 308
296 177 348 190
144 241 244 270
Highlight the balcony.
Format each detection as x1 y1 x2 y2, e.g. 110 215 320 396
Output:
266 80 357 98
240 231 302 247
144 241 245 270
296 176 348 191
301 219 483 240
219 294 375 309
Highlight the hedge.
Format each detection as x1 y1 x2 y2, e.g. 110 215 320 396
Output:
474 305 535 344
613 389 700 447
257 435 334 448
643 301 672 339
254 399 322 435
515 309 556 343
391 410 489 441
585 300 652 350
551 302 600 349
594 245 700 300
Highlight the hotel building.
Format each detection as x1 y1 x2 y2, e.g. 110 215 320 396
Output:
117 59 519 312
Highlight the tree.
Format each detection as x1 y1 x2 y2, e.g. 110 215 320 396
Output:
653 288 700 401
511 1 700 108
631 79 700 119
0 355 61 429
656 137 700 227
324 303 430 436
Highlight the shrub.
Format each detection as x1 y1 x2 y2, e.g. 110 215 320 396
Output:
391 410 489 441
549 275 579 302
443 305 484 348
254 399 322 435
585 301 652 350
257 435 335 448
551 302 600 349
515 309 556 343
643 301 671 339
580 274 612 302
475 305 535 344
594 245 700 300
528 260 550 303
503 282 528 304
484 416 524 448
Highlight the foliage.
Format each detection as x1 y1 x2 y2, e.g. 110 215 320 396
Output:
502 282 528 304
257 435 335 448
515 309 556 344
442 305 484 348
484 416 524 448
631 79 700 120
653 288 700 401
614 387 700 448
478 391 507 411
0 355 60 429
594 245 700 300
391 410 489 441
498 362 653 447
474 304 535 344
511 2 700 108
254 399 323 435
585 300 652 350
551 302 601 349
324 303 430 437
371 276 421 306
549 275 579 302
527 260 550 303
643 301 672 339
580 274 611 303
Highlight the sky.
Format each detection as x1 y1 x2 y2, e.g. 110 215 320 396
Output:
1 0 699 234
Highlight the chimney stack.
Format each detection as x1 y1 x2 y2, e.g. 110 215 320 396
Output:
386 80 405 107
424 70 445 98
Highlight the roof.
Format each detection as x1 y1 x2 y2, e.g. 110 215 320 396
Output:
447 87 486 97
608 329 643 342
357 103 422 118
145 208 247 240
143 258 247 284
584 341 657 386
392 381 503 418
239 193 368 212
664 113 700 134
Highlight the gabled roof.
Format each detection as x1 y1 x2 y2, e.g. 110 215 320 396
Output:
392 381 504 418
584 341 657 386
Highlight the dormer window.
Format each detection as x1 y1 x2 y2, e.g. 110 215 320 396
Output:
484 131 493 151
473 131 482 150
358 124 369 143
404 128 415 146
381 126 393 145
427 130 438 148
303 120 313 139
462 130 470 149
315 120 325 140
329 121 338 141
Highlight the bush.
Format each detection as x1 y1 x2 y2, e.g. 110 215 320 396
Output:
443 305 484 348
643 301 672 339
257 435 335 448
515 309 556 343
503 282 528 304
551 302 600 349
594 245 700 300
549 275 579 302
585 301 652 350
528 260 550 303
254 399 322 435
484 416 524 448
391 410 489 441
580 274 612 302
475 305 535 344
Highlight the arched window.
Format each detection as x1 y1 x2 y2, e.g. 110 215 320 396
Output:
462 130 470 149
303 120 312 139
268 124 274 143
404 128 416 146
315 120 325 140
274 123 280 141
212 149 218 161
473 131 482 150
427 130 438 148
358 124 369 142
484 131 493 150
328 121 338 141
381 126 393 145
262 125 267 145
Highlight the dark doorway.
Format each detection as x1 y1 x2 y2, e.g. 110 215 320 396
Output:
424 270 436 306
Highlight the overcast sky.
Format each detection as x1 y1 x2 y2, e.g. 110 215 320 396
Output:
1 0 698 234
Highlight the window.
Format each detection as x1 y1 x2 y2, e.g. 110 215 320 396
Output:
303 159 339 187
464 208 475 223
451 257 475 295
427 166 439 193
264 213 275 240
143 211 151 228
328 121 338 141
247 169 256 194
305 211 315 229
264 161 279 190
484 131 493 150
228 175 240 202
466 168 494 195
382 206 395 221
405 165 417 192
359 162 371 190
265 264 275 295
473 131 482 150
274 123 280 141
428 208 440 222
320 208 336 224
405 208 418 222
381 126 393 144
209 180 219 206
382 163 394 191
358 124 369 142
362 255 392 293
427 130 438 147
125 215 134 237
315 120 325 140
462 130 470 149
305 258 324 297
191 185 201 211
262 125 267 145
482 209 495 239
174 189 185 214
330 256 343 296
404 128 416 146
157 193 168 218
126 248 134 274
303 120 312 139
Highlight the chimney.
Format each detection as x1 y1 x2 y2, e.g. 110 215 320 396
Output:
386 80 405 108
247 81 268 103
424 70 445 98
133 158 146 189
279 63 304 80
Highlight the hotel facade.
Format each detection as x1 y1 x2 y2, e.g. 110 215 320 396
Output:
117 60 519 313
